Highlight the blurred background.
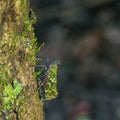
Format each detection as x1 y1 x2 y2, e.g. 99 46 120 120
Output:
30 0 120 120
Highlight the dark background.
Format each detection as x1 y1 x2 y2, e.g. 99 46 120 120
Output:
30 0 120 120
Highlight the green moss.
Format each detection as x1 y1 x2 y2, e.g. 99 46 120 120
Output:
3 79 22 111
0 0 43 119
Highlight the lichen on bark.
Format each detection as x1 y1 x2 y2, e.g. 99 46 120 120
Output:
0 0 43 119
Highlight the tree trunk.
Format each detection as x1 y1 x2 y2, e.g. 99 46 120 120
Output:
0 0 43 119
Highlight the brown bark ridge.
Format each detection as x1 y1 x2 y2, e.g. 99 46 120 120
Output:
0 0 43 119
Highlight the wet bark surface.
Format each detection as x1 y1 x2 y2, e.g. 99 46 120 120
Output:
0 0 43 119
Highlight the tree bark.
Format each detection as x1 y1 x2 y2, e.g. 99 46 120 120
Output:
0 0 43 119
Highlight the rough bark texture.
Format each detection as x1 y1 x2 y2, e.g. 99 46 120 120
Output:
0 0 43 119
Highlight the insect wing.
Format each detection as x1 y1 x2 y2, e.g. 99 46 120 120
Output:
45 62 58 100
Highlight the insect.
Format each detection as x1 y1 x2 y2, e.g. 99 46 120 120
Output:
36 57 60 102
